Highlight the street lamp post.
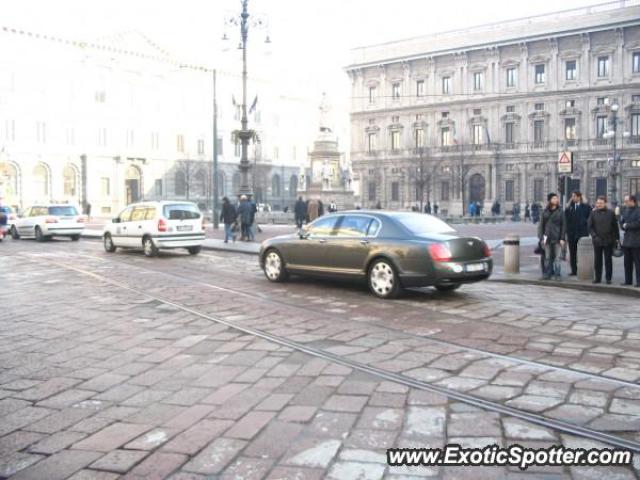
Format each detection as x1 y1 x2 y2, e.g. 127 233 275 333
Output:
604 100 630 206
223 0 270 199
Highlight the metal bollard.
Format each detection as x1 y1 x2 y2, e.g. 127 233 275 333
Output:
577 236 594 281
503 234 520 274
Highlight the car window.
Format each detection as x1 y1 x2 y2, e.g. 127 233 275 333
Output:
144 207 156 220
131 207 147 222
119 207 134 223
163 203 200 220
395 213 456 235
21 208 31 217
335 215 372 238
306 216 339 236
31 207 48 216
48 206 78 216
367 219 382 236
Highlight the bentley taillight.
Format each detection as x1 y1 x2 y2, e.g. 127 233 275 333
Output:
429 243 452 262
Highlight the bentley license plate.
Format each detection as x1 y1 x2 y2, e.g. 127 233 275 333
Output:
466 263 485 272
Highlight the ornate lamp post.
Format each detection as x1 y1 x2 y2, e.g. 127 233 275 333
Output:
223 0 271 199
603 100 630 206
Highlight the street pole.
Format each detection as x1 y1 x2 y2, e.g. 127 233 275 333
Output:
612 110 618 206
212 69 219 229
237 0 254 199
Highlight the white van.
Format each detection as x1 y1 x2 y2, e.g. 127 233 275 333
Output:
103 201 205 257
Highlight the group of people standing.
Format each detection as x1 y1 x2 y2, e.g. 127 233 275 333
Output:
220 195 258 243
293 197 338 229
537 190 640 286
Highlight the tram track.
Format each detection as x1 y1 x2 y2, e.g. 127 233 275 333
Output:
19 253 640 454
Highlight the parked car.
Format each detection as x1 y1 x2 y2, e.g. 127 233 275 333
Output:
259 211 492 299
13 204 85 241
103 201 205 257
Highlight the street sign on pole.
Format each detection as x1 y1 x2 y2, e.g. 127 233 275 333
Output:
558 151 573 174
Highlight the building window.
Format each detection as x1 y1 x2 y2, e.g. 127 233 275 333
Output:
442 76 451 94
36 121 46 144
506 105 515 113
506 67 516 87
369 86 376 103
368 181 376 201
472 124 483 145
566 99 575 108
596 96 608 106
564 118 576 140
534 179 545 202
473 108 482 116
596 116 607 138
101 177 110 196
473 72 483 91
98 128 107 147
441 127 451 146
95 90 106 103
390 130 401 151
415 114 423 121
155 179 163 196
414 128 424 148
175 171 186 196
630 178 640 197
533 120 544 145
505 180 515 202
634 52 640 74
416 80 425 97
565 60 577 81
391 181 400 202
197 139 205 155
177 135 184 152
440 181 450 201
505 122 514 144
597 56 609 77
534 103 544 111
535 64 545 84
392 83 400 99
633 95 640 103
630 113 639 140
151 132 159 150
367 132 377 153
441 111 449 118
391 115 400 123
126 129 134 147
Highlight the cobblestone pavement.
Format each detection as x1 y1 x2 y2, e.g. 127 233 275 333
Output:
1 239 639 479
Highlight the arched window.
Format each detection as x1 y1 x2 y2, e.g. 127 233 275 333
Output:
289 175 298 197
271 174 281 197
63 164 78 197
194 169 207 197
175 170 186 196
1 163 19 199
33 164 49 198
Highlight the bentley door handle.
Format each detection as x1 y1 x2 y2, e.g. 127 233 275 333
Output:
360 240 369 245
318 239 327 244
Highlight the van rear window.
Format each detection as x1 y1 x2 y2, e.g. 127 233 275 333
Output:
49 206 78 216
163 204 201 220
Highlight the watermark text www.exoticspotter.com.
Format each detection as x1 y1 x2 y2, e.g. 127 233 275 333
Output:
387 444 633 471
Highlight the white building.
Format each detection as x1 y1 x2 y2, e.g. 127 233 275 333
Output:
346 1 640 214
0 27 315 215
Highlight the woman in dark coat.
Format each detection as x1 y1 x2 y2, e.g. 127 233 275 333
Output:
620 195 640 287
538 193 566 280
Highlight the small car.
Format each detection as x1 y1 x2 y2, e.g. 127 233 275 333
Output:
13 204 85 241
103 201 205 257
259 211 492 299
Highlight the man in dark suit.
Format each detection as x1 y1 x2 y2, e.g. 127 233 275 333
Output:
564 191 591 276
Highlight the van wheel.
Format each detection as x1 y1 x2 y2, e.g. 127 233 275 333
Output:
187 246 201 255
35 226 46 242
368 259 401 299
70 234 80 241
103 233 117 253
10 226 19 239
143 237 158 257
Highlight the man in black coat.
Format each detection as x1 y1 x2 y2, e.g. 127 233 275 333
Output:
588 196 620 284
620 195 640 287
294 197 306 229
564 191 591 276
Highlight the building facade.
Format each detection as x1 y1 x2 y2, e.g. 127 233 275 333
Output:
0 27 313 216
347 2 640 215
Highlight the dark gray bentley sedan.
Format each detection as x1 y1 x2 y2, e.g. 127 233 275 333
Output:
259 211 492 299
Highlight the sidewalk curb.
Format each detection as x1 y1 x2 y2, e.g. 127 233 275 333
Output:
489 276 640 298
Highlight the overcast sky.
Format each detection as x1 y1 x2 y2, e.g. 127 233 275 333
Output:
4 0 599 134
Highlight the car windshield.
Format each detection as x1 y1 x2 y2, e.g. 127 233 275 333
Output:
48 206 78 216
395 213 456 235
163 204 201 220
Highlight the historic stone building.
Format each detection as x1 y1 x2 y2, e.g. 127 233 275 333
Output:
0 26 312 216
347 2 640 215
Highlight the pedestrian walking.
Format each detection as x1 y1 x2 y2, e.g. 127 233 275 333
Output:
375 200 382 210
468 202 476 217
538 193 566 280
220 196 237 243
318 199 325 217
564 191 591 276
588 196 619 284
237 195 252 241
329 200 337 213
512 203 520 222
249 198 258 241
620 195 640 287
294 196 306 228
425 201 432 214
307 198 320 222
524 203 531 222
84 202 92 222
531 203 541 224
433 203 439 216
